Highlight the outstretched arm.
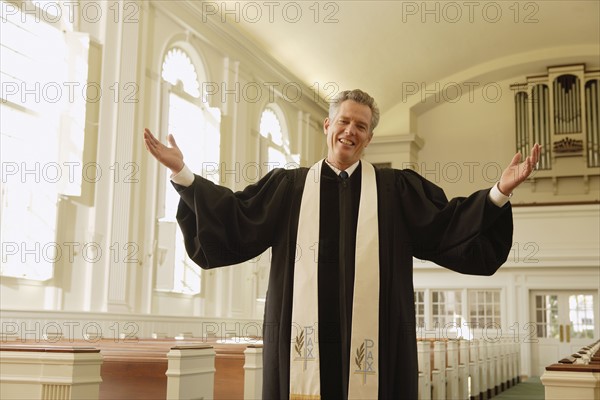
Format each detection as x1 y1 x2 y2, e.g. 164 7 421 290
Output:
498 143 541 196
143 128 185 175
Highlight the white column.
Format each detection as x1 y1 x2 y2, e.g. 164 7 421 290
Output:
166 345 216 400
106 0 142 313
243 345 263 400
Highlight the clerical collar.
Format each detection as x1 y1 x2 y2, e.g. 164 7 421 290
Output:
324 159 360 177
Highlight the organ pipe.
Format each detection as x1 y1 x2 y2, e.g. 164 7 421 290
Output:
586 80 600 167
554 75 581 134
514 67 598 173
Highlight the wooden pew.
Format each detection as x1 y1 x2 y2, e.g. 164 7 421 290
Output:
96 339 170 399
458 340 470 399
417 340 432 400
418 337 520 400
418 338 467 400
100 336 257 399
431 340 447 400
0 345 102 400
97 340 215 400
96 336 251 399
3 334 524 400
541 340 600 400
0 339 215 400
468 339 481 400
210 338 250 399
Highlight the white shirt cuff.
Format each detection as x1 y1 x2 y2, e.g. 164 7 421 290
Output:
489 182 511 207
170 164 194 187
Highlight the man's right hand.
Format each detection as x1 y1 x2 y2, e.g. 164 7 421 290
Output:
143 128 185 175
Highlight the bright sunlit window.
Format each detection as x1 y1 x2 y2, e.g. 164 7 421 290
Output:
1 0 87 280
161 48 200 98
253 106 298 314
259 107 298 169
155 47 220 295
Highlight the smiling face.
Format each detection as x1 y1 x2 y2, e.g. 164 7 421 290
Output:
324 100 373 170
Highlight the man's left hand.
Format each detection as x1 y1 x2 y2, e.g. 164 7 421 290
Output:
498 143 541 196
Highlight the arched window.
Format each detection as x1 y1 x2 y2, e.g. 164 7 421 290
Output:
161 48 200 98
259 106 298 169
155 47 220 295
253 106 298 316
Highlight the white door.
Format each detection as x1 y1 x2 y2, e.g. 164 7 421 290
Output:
530 290 598 376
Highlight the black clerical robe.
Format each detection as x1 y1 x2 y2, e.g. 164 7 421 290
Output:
174 161 513 400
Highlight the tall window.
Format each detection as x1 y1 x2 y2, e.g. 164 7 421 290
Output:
155 47 220 295
253 106 298 315
1 0 88 280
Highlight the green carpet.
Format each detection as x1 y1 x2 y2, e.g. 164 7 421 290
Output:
493 376 545 400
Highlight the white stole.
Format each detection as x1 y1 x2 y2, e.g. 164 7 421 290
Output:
290 160 380 400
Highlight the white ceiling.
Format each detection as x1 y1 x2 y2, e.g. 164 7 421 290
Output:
222 0 600 113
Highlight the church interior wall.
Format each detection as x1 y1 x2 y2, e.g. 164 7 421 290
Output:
1 0 598 381
407 59 600 376
0 1 327 317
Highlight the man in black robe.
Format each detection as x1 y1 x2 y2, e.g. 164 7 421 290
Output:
144 89 540 399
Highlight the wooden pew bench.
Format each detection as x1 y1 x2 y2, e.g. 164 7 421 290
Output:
0 339 215 400
93 337 260 399
98 337 260 399
95 337 252 399
0 345 103 400
417 337 520 400
542 340 600 400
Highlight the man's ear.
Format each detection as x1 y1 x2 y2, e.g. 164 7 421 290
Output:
323 118 330 135
365 131 374 147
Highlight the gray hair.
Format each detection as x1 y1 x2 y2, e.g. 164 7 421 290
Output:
328 89 380 133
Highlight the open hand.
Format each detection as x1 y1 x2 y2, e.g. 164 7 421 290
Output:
143 128 184 174
498 143 541 195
